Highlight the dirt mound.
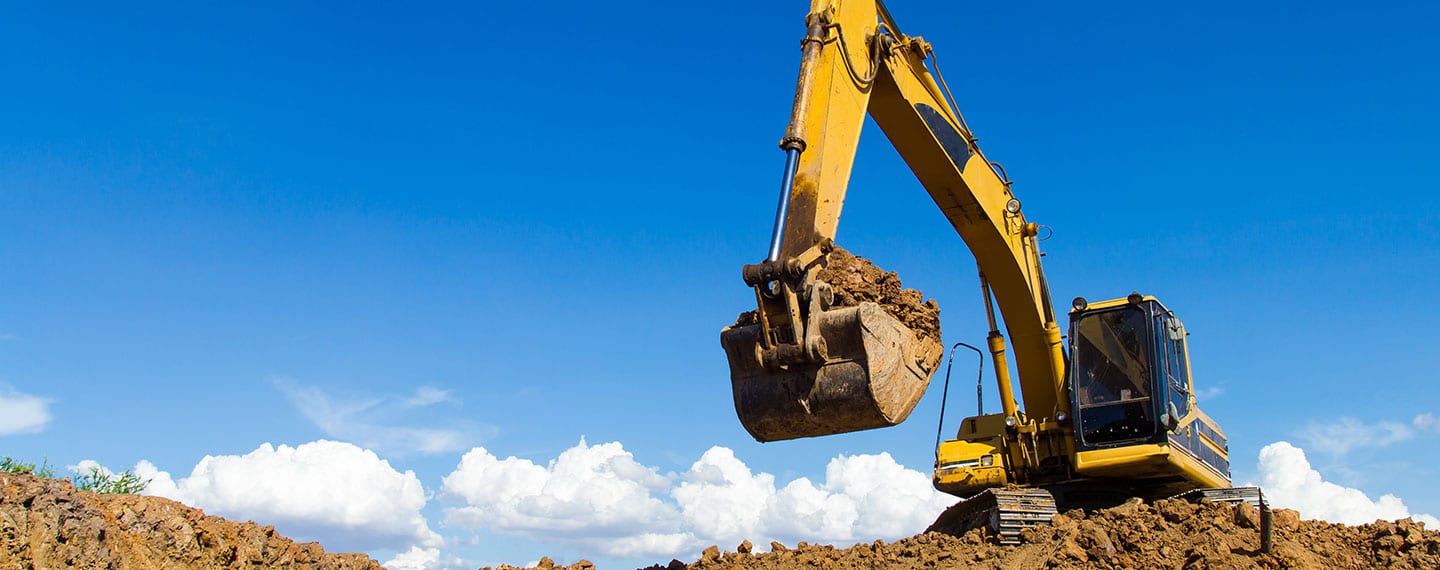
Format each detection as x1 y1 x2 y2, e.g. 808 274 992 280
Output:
480 557 597 570
480 557 596 570
814 247 941 348
639 499 1440 570
0 471 380 569
733 246 943 370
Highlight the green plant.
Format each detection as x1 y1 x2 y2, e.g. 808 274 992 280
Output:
71 465 149 495
0 455 56 478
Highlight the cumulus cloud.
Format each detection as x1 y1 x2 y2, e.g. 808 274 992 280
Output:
1255 441 1438 527
0 386 52 436
383 546 468 570
68 459 107 480
275 380 494 456
443 437 679 551
674 447 952 547
131 440 441 552
1298 416 1416 456
441 439 952 559
134 460 181 497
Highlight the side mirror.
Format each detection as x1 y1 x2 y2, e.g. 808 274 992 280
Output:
1166 317 1185 342
1164 401 1181 431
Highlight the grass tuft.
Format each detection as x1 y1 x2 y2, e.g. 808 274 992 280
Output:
2 456 149 494
1 456 56 479
71 465 150 495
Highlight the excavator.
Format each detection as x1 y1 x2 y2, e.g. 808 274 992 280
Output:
720 0 1268 545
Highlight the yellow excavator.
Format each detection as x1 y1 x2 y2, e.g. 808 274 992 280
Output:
720 0 1267 544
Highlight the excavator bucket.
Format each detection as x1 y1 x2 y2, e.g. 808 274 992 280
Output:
720 303 934 442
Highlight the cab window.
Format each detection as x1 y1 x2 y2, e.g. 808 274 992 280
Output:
1073 306 1156 445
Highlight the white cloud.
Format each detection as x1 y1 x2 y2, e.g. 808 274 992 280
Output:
133 440 441 552
443 437 680 553
0 386 52 436
1415 413 1440 432
385 547 440 570
674 446 953 548
275 380 493 456
1193 385 1224 401
1298 416 1415 456
440 439 952 560
383 546 468 570
403 387 454 408
69 459 107 477
1255 441 1439 527
134 460 181 497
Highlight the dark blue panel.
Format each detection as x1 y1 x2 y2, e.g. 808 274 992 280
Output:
915 103 973 172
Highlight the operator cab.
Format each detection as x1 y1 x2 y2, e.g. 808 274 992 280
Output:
1068 295 1192 451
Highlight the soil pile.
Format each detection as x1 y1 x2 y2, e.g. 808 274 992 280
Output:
733 246 943 371
480 557 597 570
637 499 1439 570
814 246 941 350
0 471 380 569
480 557 596 570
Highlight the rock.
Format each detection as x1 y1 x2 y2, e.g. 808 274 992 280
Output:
769 541 788 553
1059 539 1089 561
701 545 720 562
1375 534 1406 551
1052 512 1079 532
1273 508 1302 532
1079 521 1115 555
1157 499 1196 523
1110 497 1145 517
736 539 752 554
1233 502 1259 529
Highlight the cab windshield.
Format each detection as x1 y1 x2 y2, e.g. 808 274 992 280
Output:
1073 305 1156 445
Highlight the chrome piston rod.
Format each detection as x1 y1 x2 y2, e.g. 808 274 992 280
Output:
766 147 802 262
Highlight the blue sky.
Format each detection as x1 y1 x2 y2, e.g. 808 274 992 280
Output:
3 1 1439 568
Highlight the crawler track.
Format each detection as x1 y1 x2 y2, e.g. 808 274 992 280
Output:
927 487 1058 544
